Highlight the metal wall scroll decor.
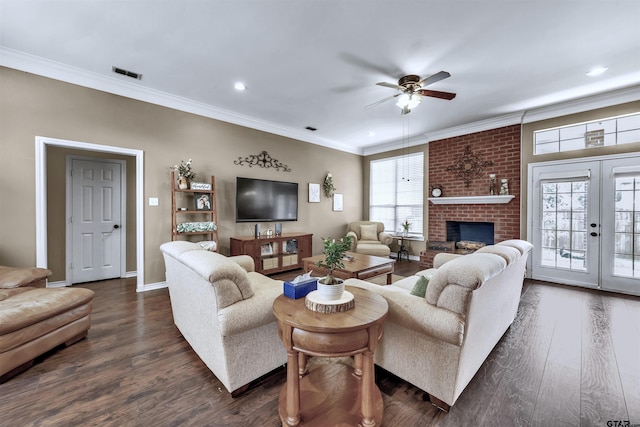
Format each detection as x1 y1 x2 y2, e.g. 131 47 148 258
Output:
446 145 493 188
234 150 291 172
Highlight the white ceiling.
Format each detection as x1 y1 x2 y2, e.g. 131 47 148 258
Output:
1 1 639 155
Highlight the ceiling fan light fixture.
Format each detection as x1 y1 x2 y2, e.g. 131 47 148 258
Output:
396 93 422 110
407 93 422 109
396 93 410 108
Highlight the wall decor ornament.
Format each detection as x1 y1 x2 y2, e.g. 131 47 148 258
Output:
446 145 494 188
323 173 336 198
234 150 291 172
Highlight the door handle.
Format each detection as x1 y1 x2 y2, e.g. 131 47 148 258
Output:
113 224 120 230
590 231 598 237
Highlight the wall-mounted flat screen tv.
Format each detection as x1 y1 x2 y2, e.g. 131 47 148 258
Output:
236 177 298 222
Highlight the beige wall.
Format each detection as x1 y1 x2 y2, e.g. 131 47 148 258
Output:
0 67 363 285
521 100 640 237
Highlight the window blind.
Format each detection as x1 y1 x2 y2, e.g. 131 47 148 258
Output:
370 153 424 236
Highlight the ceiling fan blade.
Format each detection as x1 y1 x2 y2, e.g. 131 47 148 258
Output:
365 93 400 109
419 89 457 100
376 82 402 90
419 71 451 87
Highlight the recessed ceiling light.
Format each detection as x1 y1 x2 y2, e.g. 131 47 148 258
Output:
368 131 376 137
234 82 246 91
586 66 608 77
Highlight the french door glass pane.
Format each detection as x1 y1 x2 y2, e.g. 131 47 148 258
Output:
540 179 588 271
613 173 640 278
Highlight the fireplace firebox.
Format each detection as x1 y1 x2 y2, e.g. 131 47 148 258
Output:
446 221 494 247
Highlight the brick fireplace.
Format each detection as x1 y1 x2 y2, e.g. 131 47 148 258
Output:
426 124 521 265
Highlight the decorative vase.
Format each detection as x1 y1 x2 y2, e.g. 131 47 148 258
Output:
500 178 509 195
316 279 345 301
178 176 188 190
489 174 496 195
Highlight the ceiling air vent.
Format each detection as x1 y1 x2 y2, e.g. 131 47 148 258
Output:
112 66 142 80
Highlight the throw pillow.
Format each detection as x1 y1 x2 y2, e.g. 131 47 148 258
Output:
360 224 378 241
410 275 429 298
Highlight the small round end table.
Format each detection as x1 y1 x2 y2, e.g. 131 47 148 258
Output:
273 286 388 426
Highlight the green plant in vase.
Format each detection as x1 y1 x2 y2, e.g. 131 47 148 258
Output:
316 235 353 285
401 219 411 236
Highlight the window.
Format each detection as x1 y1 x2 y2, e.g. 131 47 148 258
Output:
370 153 424 237
534 111 640 154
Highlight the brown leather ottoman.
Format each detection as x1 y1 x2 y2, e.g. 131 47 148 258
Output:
0 286 95 382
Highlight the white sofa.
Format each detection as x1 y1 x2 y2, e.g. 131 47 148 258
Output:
160 241 287 396
346 239 533 410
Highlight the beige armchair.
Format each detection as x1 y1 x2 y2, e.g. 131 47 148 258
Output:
345 221 392 257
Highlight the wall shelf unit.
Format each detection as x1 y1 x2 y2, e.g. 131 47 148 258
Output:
171 171 219 251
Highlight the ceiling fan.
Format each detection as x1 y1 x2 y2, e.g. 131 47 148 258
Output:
367 71 456 114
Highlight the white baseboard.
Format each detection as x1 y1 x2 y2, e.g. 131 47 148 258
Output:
125 270 137 278
47 280 68 288
137 281 167 292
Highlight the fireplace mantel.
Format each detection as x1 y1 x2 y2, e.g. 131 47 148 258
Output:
428 195 515 205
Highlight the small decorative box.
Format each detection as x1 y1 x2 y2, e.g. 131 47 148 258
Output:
283 278 318 299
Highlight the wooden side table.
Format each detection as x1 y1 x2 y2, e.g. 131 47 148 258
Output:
273 286 389 426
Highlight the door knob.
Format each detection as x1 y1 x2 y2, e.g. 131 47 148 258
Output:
113 224 120 229
590 232 598 236
590 223 597 228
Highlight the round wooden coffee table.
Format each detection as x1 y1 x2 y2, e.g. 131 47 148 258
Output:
273 286 388 427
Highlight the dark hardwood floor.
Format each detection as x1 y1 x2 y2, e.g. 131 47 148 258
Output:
1 260 638 426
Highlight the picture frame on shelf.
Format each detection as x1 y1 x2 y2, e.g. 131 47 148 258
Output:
308 183 320 203
195 194 212 211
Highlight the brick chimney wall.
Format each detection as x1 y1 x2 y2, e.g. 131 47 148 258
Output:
428 124 522 246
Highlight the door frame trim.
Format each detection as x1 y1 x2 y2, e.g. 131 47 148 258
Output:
35 136 145 291
66 156 127 284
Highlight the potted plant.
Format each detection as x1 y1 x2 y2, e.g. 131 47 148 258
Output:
171 159 195 189
401 219 411 236
316 235 352 300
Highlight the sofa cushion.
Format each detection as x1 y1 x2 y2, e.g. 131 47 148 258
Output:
476 245 520 264
497 239 534 255
217 272 282 336
426 253 506 316
410 275 429 297
356 243 390 257
360 224 379 241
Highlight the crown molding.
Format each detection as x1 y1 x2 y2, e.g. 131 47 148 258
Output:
3 47 638 158
363 86 640 156
520 85 640 123
0 48 362 155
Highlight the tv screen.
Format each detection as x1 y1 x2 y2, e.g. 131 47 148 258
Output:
236 177 298 222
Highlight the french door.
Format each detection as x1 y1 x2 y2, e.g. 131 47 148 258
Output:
530 155 640 296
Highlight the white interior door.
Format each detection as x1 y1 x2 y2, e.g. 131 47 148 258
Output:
530 155 640 296
531 161 601 289
70 158 123 283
